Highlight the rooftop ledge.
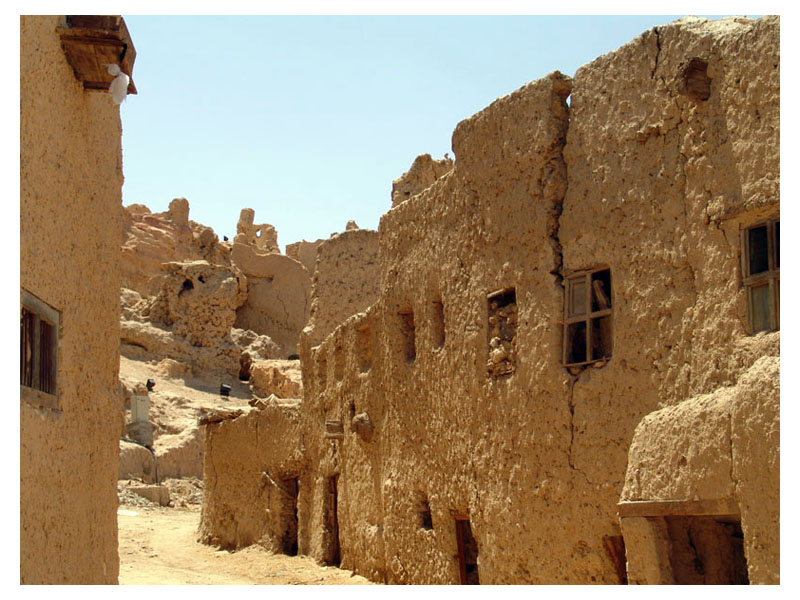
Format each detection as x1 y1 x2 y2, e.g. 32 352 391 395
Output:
56 15 137 95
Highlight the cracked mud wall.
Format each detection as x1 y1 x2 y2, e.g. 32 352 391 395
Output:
20 15 122 584
621 353 779 584
303 229 380 349
296 71 575 583
199 401 305 552
201 16 778 585
560 15 779 582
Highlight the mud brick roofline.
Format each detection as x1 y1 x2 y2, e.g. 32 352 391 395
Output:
57 15 138 95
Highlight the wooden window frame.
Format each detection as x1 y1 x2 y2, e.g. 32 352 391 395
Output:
562 267 612 367
20 290 60 410
742 218 779 334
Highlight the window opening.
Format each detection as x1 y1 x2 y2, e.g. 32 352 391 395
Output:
334 344 345 381
21 291 59 409
356 324 371 372
487 288 517 377
432 299 445 350
563 268 612 368
398 309 416 362
418 497 433 530
455 517 480 584
743 218 779 333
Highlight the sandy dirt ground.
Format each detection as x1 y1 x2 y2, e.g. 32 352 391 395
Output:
117 503 373 585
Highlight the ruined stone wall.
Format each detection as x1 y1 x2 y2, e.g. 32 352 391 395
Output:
295 71 574 583
121 198 230 296
286 238 325 275
199 402 305 553
391 153 454 207
201 16 779 585
232 245 311 357
20 15 123 584
303 229 380 348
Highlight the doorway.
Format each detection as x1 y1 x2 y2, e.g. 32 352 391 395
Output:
278 476 298 555
322 475 340 566
455 517 479 584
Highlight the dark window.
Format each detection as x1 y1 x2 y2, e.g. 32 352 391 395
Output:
398 309 416 362
432 299 445 350
20 291 60 409
455 517 480 584
419 497 433 530
563 268 612 368
743 219 779 333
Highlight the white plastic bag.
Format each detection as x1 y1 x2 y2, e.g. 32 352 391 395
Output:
105 63 129 105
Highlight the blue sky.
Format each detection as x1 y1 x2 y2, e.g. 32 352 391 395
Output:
120 14 729 249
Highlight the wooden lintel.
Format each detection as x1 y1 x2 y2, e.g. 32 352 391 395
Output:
617 498 740 519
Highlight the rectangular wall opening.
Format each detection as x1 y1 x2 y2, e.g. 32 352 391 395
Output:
665 516 749 584
322 475 341 566
487 288 517 377
334 344 344 381
455 517 480 584
431 299 445 350
278 476 299 556
398 309 416 363
418 496 433 530
356 324 371 372
563 268 612 368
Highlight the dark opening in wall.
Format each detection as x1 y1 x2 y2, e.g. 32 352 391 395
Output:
398 309 416 363
238 352 251 381
665 516 749 584
178 278 194 296
356 324 371 372
322 475 341 566
432 298 445 350
455 517 480 585
334 344 345 381
679 57 711 101
419 497 433 530
487 288 517 377
278 476 299 556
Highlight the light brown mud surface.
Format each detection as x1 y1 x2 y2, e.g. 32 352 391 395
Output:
117 504 373 585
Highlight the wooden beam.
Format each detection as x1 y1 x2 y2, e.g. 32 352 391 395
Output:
617 498 740 519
